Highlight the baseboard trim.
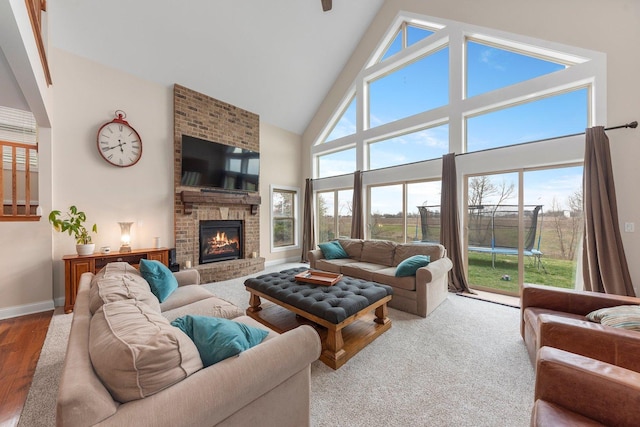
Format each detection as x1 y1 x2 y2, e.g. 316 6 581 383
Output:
265 256 306 268
54 296 65 308
0 300 56 320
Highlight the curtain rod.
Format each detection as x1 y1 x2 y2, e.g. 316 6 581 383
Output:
604 121 638 131
451 120 639 159
314 121 639 179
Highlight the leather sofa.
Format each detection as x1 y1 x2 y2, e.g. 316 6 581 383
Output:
532 346 640 426
520 283 640 370
309 239 453 317
56 262 321 427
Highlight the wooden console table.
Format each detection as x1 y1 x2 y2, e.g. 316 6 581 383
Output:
62 247 169 313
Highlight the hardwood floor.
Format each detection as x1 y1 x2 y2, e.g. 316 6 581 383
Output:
0 311 53 427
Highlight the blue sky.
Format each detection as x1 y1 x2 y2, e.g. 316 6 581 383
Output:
320 34 586 215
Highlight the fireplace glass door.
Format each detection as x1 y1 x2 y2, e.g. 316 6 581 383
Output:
199 220 243 264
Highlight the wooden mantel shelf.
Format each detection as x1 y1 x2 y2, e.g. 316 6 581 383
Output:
180 190 261 215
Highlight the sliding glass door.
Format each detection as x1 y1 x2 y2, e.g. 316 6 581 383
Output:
466 165 583 296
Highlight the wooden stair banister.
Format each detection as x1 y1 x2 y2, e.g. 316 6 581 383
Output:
1 140 39 221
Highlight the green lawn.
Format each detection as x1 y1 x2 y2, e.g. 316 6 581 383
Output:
370 219 578 294
468 252 576 294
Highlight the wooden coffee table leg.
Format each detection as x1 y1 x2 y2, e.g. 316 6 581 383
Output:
247 292 262 313
323 326 346 362
374 303 390 325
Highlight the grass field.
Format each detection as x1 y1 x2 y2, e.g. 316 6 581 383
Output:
319 214 580 295
368 216 579 294
467 252 576 294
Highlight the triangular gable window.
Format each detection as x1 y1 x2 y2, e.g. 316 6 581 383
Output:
466 39 569 98
378 22 437 63
407 24 434 47
323 95 356 143
380 30 402 62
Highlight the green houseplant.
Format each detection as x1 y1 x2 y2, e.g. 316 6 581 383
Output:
49 205 98 255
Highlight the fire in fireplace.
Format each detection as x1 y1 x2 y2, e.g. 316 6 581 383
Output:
199 220 243 264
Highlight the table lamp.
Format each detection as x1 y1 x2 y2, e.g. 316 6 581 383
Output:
118 222 133 253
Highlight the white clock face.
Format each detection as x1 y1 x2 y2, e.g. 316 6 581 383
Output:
97 122 142 167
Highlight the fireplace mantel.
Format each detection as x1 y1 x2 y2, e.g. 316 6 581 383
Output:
180 190 261 215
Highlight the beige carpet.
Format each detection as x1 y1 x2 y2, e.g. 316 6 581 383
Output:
20 263 535 426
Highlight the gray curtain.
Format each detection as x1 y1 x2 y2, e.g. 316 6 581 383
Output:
582 126 635 296
301 178 315 262
351 170 364 239
440 153 473 293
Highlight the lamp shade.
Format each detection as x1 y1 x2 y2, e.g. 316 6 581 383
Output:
118 222 133 252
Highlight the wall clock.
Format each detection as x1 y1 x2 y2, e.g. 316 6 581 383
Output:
96 110 142 167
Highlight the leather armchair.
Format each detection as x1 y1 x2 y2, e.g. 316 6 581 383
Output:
520 284 640 369
532 346 640 427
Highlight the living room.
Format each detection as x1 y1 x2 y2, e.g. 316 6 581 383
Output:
1 0 640 425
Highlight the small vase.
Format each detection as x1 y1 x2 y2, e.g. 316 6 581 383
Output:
76 243 95 256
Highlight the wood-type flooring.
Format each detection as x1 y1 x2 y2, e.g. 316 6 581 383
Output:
0 311 53 427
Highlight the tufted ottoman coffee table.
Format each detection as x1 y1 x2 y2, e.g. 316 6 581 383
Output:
244 267 393 369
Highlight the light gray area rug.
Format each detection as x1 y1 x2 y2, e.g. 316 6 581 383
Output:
19 307 72 427
21 263 535 426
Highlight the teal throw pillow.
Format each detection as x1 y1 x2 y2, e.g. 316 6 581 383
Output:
139 258 178 302
318 240 348 260
171 315 268 367
395 255 431 277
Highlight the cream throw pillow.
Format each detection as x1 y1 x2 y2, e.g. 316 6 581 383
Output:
586 305 640 331
89 299 203 403
89 262 161 314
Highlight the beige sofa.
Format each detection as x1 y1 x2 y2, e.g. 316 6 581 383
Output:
309 239 453 317
56 262 321 427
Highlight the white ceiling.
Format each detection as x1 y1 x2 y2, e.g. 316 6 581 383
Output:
48 0 385 135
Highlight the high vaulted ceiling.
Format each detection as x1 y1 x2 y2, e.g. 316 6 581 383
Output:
49 0 385 135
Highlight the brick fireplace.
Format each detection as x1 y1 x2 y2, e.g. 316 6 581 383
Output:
173 84 264 283
199 220 242 264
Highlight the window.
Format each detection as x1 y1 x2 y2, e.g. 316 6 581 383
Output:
466 40 567 98
379 22 437 62
271 186 299 250
313 13 601 166
317 147 356 178
0 106 39 220
408 180 441 242
311 12 604 290
368 180 441 243
369 124 448 170
368 47 449 128
465 165 583 296
317 189 353 243
324 95 356 143
369 184 403 242
466 87 589 151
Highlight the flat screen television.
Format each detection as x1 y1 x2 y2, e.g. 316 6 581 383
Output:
181 135 259 192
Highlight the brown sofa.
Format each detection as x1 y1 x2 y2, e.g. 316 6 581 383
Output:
520 283 640 370
532 346 640 426
309 239 453 317
56 262 321 427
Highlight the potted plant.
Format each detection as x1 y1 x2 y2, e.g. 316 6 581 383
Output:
49 205 98 256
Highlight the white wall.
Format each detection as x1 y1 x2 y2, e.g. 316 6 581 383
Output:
0 1 54 319
0 127 53 318
50 48 174 304
259 122 303 264
48 49 303 304
303 0 640 294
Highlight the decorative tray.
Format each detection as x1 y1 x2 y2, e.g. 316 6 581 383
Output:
294 270 343 286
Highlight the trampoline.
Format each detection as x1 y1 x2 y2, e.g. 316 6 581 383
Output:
416 204 546 272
